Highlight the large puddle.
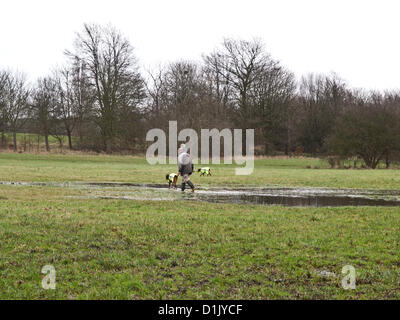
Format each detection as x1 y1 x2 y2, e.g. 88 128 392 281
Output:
1 181 400 207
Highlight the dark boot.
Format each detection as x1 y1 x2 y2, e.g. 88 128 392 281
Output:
181 183 186 192
187 181 195 192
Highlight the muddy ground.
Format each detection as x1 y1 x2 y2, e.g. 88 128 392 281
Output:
2 181 400 207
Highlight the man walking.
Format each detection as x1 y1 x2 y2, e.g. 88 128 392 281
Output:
177 144 195 193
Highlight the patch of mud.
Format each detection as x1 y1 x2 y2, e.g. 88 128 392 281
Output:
1 181 400 207
315 270 337 278
83 182 169 189
195 189 400 207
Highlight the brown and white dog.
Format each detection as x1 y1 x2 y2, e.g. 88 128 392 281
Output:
166 173 178 189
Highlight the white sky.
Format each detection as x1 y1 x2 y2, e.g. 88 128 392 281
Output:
1 0 399 90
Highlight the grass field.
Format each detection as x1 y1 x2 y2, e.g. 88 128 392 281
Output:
0 152 399 189
0 152 399 299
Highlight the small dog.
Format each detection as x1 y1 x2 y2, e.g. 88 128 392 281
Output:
197 167 211 176
166 173 178 188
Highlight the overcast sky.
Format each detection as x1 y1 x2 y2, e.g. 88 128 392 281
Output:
1 0 399 90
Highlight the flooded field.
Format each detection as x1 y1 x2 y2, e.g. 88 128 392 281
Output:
1 181 400 207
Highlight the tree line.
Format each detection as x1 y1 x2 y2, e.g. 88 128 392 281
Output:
0 23 399 168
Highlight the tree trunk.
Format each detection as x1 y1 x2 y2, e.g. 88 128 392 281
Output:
45 135 50 152
67 129 73 150
78 123 84 148
385 151 390 169
13 131 17 152
371 157 381 169
106 138 112 153
264 141 269 156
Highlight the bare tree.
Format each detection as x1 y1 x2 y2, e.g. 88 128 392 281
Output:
204 39 270 127
327 102 400 169
250 64 295 154
297 73 348 154
1 26 400 160
53 68 75 149
0 71 9 146
32 77 58 152
144 67 168 128
2 72 31 152
53 62 94 150
204 39 295 154
66 23 145 152
69 58 95 147
145 61 231 134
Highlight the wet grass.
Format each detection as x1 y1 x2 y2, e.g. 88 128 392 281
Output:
0 153 399 299
0 185 399 299
0 152 399 189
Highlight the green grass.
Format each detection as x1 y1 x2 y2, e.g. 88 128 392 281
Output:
0 152 399 299
0 185 399 299
0 152 399 189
